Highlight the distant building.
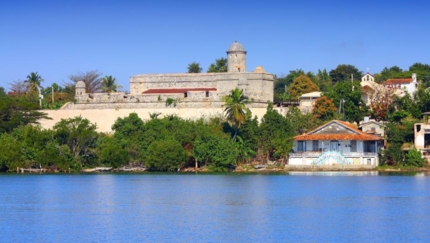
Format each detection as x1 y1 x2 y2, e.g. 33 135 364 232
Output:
289 120 383 166
71 41 274 110
414 120 430 161
298 91 321 113
384 73 418 96
359 117 385 137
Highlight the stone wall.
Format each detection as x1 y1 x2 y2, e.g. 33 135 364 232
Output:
39 107 276 133
128 72 274 107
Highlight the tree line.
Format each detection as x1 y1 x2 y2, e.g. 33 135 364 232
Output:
0 89 302 172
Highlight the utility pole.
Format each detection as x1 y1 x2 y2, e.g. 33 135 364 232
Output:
52 86 54 104
351 74 354 91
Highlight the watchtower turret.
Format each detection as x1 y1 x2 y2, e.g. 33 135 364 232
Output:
227 41 247 73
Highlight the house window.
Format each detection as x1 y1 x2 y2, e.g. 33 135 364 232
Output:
363 141 375 152
205 91 209 97
297 141 306 152
184 92 188 98
351 141 357 152
312 140 319 151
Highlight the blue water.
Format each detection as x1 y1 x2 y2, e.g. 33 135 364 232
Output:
1 172 429 243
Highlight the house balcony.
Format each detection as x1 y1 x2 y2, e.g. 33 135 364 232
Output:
289 151 378 158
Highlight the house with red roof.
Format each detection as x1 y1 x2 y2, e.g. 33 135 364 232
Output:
289 120 384 166
384 73 418 96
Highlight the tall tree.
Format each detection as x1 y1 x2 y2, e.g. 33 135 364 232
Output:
53 116 98 161
0 96 50 133
222 88 250 141
315 69 332 92
67 70 103 93
101 75 121 93
25 72 43 94
288 74 320 99
312 96 338 121
259 103 294 164
329 64 362 84
207 58 227 73
409 62 430 86
325 81 367 126
187 62 202 73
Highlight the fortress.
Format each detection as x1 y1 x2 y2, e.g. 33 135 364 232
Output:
41 42 275 132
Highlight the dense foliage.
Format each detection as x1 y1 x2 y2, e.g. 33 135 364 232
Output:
2 61 430 171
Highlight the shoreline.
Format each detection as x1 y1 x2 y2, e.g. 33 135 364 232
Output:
7 165 430 174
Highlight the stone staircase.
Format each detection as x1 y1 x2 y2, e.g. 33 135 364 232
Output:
313 151 353 166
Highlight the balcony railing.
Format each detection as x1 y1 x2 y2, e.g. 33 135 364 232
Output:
289 151 378 158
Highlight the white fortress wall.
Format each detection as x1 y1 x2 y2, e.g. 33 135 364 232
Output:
39 108 272 133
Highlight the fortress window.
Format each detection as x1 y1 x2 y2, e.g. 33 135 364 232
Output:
184 92 188 98
205 91 209 97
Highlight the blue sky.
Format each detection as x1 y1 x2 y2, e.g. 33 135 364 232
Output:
1 0 429 91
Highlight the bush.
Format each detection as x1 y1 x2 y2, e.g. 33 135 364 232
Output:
97 136 130 168
145 139 187 171
405 147 425 167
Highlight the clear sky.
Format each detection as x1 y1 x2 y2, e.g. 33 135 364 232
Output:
1 0 429 91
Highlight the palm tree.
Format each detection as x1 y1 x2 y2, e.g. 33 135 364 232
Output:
101 75 121 93
222 88 250 141
25 72 43 93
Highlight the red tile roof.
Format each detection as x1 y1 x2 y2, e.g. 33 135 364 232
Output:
385 78 413 84
142 88 217 94
294 120 384 141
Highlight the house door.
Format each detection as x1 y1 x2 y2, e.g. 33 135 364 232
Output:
330 141 339 151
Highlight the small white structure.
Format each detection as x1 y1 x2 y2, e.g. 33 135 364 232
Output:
414 121 430 160
361 72 375 83
298 91 321 113
359 118 385 137
289 120 384 166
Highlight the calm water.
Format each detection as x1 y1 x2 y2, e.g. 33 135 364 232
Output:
1 172 430 243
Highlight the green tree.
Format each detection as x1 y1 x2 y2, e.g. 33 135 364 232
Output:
145 139 187 171
222 88 250 141
375 66 404 83
285 106 318 135
112 113 146 162
315 69 332 92
187 62 202 73
97 135 130 168
409 63 430 86
101 75 121 93
25 72 44 94
405 147 425 167
329 64 362 84
53 116 98 164
0 95 50 133
207 58 227 73
274 69 309 99
288 74 319 99
259 104 294 163
193 134 237 171
325 81 367 125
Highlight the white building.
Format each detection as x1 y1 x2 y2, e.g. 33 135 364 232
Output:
384 73 418 96
289 120 383 166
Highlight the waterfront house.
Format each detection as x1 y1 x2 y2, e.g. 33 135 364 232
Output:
289 120 384 166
